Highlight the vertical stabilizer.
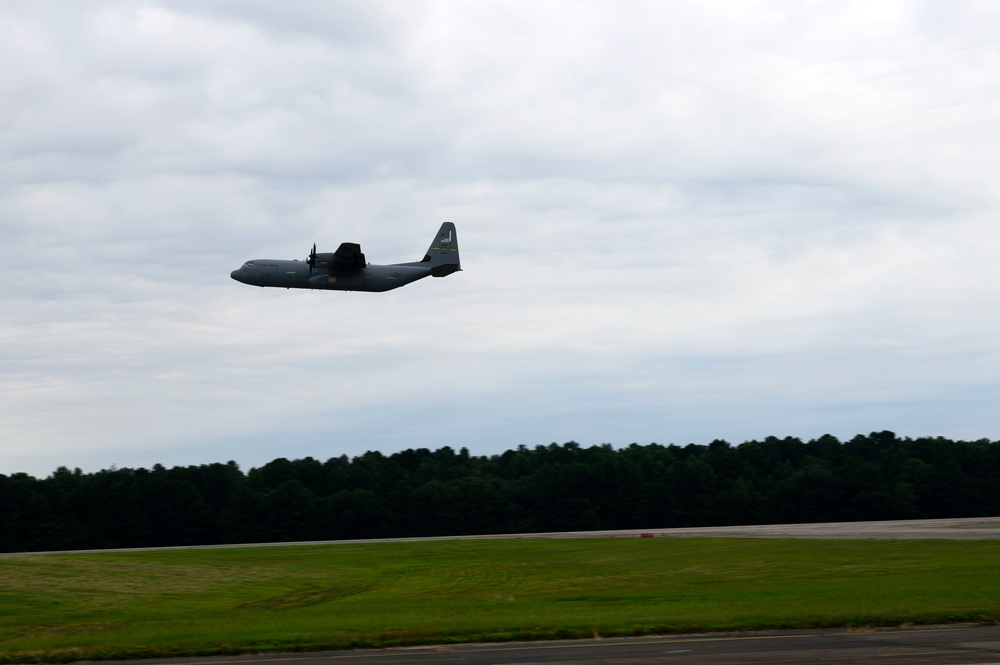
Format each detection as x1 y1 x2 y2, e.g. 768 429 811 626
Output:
423 222 461 276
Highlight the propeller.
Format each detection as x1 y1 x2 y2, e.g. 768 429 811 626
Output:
307 243 317 275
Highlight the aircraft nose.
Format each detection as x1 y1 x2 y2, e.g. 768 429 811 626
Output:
230 269 242 282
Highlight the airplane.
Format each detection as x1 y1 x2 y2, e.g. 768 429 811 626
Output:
231 222 460 292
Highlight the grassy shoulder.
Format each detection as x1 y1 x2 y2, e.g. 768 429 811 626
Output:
2 537 1000 663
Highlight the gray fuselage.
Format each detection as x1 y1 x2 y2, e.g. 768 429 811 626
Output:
230 260 439 292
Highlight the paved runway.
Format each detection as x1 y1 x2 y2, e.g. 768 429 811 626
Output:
91 625 1000 665
10 516 1000 557
629 516 1000 540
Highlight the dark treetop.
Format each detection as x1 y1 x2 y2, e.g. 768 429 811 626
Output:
3 431 999 552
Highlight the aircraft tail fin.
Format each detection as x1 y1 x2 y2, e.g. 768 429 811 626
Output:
421 222 461 277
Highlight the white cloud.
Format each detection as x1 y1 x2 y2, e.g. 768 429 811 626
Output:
2 1 999 476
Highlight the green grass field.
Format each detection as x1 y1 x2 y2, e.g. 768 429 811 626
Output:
2 537 1000 663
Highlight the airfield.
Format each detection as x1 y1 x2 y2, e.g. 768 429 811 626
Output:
5 517 1000 665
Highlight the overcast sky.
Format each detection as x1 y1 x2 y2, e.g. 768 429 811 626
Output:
3 1 999 477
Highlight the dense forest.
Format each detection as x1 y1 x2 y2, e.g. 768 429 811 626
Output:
2 431 999 553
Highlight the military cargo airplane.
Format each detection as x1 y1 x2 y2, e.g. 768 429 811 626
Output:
231 222 460 292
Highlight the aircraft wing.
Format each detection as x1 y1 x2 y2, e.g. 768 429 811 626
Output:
331 242 366 268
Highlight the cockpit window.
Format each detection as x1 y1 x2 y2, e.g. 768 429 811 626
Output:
244 261 253 267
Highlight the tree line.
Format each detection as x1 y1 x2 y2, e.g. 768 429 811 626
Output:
2 431 999 552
